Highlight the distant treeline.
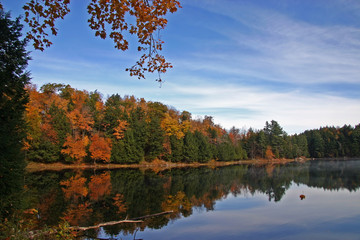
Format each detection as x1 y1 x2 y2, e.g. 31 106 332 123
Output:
24 83 360 164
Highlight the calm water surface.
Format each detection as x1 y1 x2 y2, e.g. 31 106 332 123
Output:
25 159 360 239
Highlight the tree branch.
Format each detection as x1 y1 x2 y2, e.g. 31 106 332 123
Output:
70 210 174 231
25 210 174 238
69 220 143 231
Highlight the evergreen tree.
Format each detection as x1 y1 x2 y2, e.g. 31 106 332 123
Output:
308 131 325 158
183 131 198 163
103 94 125 136
194 131 211 163
0 11 31 216
264 120 286 158
217 140 236 161
129 107 147 156
169 135 184 163
351 124 360 156
48 103 71 152
296 134 309 157
111 129 142 164
256 130 267 158
145 116 165 161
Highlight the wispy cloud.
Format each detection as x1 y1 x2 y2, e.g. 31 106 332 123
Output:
180 0 360 86
163 79 360 133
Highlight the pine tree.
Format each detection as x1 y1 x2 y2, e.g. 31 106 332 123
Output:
0 11 31 216
194 131 211 163
169 135 184 163
145 116 165 161
183 131 198 163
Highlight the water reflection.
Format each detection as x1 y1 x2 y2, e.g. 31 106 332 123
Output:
24 159 360 239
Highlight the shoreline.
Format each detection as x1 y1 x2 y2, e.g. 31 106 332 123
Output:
26 158 307 172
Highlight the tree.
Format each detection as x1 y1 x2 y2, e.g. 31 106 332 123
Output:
194 131 211 163
18 0 181 82
0 11 30 216
183 131 198 163
111 129 143 163
61 135 89 163
264 120 286 158
169 135 183 162
89 133 112 163
308 130 325 158
145 116 165 161
265 146 275 160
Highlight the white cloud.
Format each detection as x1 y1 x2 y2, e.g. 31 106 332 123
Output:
180 0 360 85
162 80 360 134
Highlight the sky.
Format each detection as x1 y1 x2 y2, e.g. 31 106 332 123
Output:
3 0 360 134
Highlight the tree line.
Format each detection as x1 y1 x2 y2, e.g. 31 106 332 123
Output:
24 83 360 164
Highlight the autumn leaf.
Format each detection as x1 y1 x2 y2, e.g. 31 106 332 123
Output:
23 0 181 81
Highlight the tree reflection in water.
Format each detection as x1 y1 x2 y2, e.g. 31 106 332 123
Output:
23 159 360 238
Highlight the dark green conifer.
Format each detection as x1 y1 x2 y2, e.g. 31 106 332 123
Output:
0 11 30 216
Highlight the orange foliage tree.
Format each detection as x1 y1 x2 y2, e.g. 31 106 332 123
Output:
20 0 181 82
89 133 112 163
113 120 128 140
265 145 275 160
67 90 94 134
61 135 89 163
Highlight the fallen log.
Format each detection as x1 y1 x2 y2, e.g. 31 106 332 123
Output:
71 210 174 231
69 220 144 231
26 210 174 238
131 210 174 220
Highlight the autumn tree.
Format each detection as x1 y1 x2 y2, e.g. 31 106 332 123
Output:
265 146 275 160
113 119 128 140
16 0 182 82
89 133 112 163
0 11 30 216
61 135 89 163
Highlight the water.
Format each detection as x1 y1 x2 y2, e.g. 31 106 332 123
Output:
24 159 360 239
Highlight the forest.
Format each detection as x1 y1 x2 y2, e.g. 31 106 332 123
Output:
24 83 360 165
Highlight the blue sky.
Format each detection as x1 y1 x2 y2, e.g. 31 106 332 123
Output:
3 0 360 134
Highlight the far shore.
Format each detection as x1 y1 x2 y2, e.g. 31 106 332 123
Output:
26 158 309 172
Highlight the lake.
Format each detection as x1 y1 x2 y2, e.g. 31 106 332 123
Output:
23 159 360 239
